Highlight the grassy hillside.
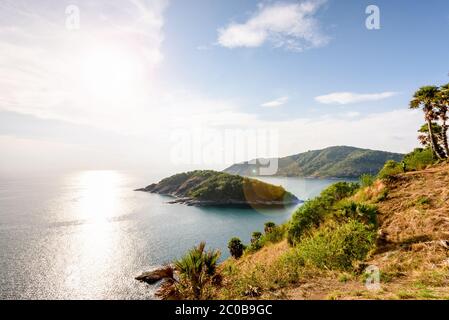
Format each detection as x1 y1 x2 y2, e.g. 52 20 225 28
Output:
136 170 298 206
224 146 404 178
211 163 449 300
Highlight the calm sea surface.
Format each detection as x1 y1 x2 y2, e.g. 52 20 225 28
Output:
0 171 347 299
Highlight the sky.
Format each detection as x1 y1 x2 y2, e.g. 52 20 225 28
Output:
1 0 449 176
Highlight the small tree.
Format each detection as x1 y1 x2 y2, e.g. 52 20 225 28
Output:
264 221 276 234
251 231 262 244
228 237 245 259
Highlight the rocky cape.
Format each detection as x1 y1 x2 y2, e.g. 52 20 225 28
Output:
135 170 300 207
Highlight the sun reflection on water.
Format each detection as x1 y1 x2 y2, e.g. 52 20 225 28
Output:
64 170 125 298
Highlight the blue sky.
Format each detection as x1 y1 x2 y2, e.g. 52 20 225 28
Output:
1 0 449 175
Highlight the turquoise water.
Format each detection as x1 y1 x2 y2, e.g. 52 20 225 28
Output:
0 171 346 299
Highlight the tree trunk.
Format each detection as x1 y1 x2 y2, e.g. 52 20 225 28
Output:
427 119 444 160
442 121 449 158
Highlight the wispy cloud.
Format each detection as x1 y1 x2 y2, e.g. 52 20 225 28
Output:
261 96 289 107
217 0 329 51
315 91 398 105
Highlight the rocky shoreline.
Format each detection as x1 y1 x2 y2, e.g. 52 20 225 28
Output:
135 188 301 207
166 197 302 207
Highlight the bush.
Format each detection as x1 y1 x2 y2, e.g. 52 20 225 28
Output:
337 200 378 226
261 224 286 244
174 242 220 299
294 220 376 271
264 222 276 234
319 182 360 206
359 174 376 188
375 188 389 202
287 198 326 245
246 241 263 253
251 232 262 244
247 225 286 253
228 237 245 259
287 182 360 245
378 160 403 179
403 148 436 171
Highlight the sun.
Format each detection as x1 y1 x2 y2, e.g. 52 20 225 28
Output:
80 46 145 102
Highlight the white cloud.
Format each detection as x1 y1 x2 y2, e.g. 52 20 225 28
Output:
272 109 421 156
315 91 398 105
217 0 329 51
261 96 289 107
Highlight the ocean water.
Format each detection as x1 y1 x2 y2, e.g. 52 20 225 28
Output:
0 170 345 299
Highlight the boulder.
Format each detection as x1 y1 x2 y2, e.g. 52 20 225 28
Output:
135 265 174 284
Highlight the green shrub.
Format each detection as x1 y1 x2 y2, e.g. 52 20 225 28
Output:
403 148 436 171
260 224 286 244
378 160 403 179
174 242 220 299
287 198 326 245
359 174 376 188
246 241 263 253
294 220 376 271
247 225 286 253
375 188 389 202
287 182 360 245
319 182 360 206
264 222 276 234
228 237 245 259
251 231 262 244
337 200 378 226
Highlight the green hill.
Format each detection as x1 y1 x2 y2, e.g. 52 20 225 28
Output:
224 146 404 178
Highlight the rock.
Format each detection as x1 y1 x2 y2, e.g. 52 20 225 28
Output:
167 197 302 207
135 265 174 285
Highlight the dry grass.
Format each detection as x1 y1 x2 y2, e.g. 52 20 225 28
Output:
212 163 449 300
376 164 449 244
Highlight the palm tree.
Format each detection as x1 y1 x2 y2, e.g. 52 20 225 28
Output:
410 86 445 159
436 84 449 157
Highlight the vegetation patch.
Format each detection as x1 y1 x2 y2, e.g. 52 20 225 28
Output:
378 160 404 180
287 182 360 245
290 220 376 271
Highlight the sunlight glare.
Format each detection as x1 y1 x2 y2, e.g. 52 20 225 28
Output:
80 46 146 103
75 170 123 223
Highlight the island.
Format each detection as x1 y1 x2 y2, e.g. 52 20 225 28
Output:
135 170 300 207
